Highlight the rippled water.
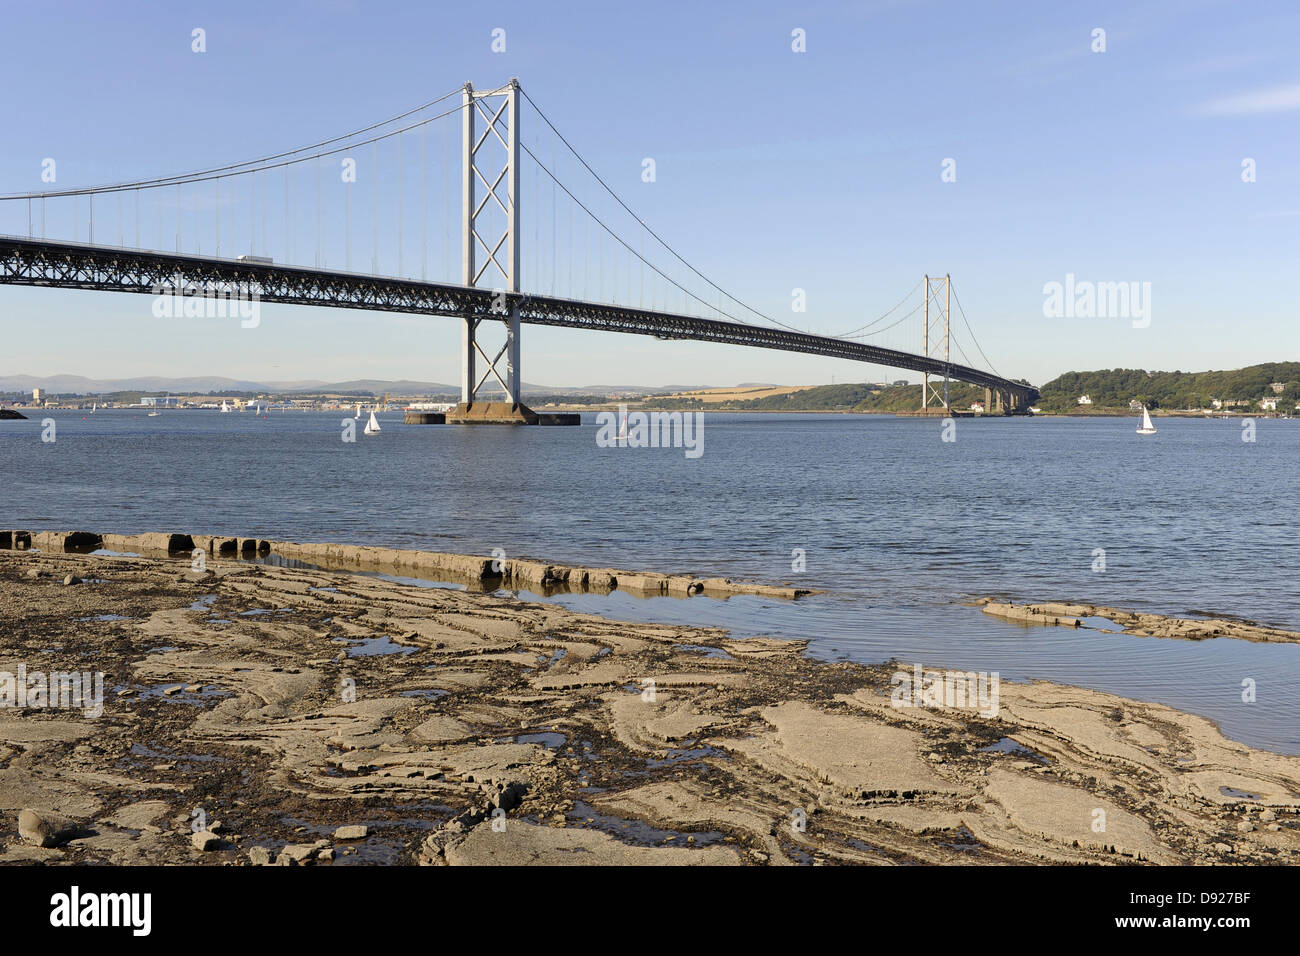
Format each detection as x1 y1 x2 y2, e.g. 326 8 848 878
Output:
4 409 1298 752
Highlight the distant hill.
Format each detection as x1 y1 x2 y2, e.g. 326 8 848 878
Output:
0 373 724 399
1038 363 1300 411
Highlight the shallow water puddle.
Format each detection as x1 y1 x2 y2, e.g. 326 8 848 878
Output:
672 643 733 660
979 737 1049 763
566 800 726 848
399 688 449 701
332 635 418 657
1077 615 1125 631
135 682 234 705
1220 786 1260 800
645 746 726 768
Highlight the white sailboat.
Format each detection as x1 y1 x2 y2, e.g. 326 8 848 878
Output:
220 400 231 413
91 402 96 413
364 411 381 435
1136 405 1157 436
354 403 362 420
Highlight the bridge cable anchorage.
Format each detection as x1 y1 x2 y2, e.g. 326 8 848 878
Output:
518 86 812 335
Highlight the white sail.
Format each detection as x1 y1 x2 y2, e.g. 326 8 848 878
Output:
364 411 380 435
355 403 361 420
1137 406 1156 435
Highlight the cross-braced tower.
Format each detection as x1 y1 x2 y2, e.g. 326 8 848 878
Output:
455 79 523 416
920 274 951 411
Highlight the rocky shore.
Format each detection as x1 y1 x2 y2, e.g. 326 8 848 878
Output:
1 544 1298 866
980 599 1300 644
1 529 812 601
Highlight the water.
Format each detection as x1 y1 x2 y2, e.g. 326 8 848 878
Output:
3 409 1298 753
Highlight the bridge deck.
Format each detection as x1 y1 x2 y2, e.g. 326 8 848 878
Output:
0 236 1036 403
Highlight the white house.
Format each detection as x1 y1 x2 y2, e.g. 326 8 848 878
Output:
1260 397 1279 411
1077 395 1093 405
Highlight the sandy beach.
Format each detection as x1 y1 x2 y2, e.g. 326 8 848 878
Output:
1 538 1298 866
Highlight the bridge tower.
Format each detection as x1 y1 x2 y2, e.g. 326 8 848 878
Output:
920 274 951 412
448 79 533 424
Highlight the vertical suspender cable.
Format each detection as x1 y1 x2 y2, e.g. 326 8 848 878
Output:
372 141 378 274
395 130 400 277
420 122 427 280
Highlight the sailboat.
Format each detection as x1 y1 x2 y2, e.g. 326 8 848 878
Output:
1136 405 1157 436
91 402 97 413
220 400 231 413
354 403 362 420
364 411 381 435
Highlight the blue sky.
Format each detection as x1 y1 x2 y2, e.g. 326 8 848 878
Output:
1 0 1298 389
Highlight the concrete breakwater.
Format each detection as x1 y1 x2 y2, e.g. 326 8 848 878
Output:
0 529 812 601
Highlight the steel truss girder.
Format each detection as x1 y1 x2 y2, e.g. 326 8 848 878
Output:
0 236 1038 405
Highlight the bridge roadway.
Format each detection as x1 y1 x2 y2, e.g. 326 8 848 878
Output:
0 236 1038 406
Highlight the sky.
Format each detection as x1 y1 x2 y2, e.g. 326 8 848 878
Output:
1 0 1298 390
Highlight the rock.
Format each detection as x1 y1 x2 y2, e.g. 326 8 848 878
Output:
1214 842 1234 853
24 568 39 579
191 830 221 851
18 808 81 848
248 846 274 865
1237 821 1256 832
333 824 368 841
1267 824 1281 832
1259 809 1277 823
62 574 81 586
318 848 335 861
279 843 318 865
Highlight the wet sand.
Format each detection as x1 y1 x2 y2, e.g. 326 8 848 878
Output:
1 545 1298 866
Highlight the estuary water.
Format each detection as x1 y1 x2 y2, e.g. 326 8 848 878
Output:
3 409 1298 753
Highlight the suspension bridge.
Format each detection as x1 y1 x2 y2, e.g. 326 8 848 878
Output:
0 79 1037 420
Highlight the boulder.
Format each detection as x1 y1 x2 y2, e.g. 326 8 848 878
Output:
191 830 221 851
17 809 81 848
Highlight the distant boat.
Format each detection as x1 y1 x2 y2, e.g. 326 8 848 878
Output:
364 411 381 435
354 403 361 420
220 400 231 413
147 410 161 417
91 402 96 413
1137 405 1157 435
